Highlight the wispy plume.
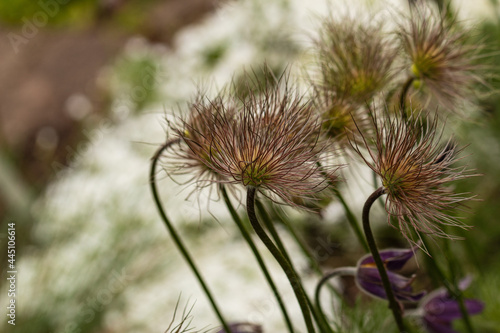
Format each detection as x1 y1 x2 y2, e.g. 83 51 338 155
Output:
351 108 477 244
398 4 487 112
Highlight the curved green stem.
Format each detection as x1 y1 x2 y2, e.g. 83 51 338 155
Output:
271 205 323 276
363 188 406 332
269 203 343 333
247 187 316 333
400 76 414 119
150 140 231 333
271 204 342 301
255 200 292 264
315 267 357 332
256 201 330 332
220 186 295 333
372 170 385 211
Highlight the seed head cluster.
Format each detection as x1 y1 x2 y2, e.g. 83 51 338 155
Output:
352 110 475 242
312 15 396 149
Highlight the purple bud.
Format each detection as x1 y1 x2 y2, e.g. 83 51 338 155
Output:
217 322 263 333
355 246 425 302
420 278 484 333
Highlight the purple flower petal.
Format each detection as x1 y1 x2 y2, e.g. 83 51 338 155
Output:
358 247 417 272
358 281 388 299
217 323 262 333
423 317 458 333
425 299 464 320
420 277 484 333
384 249 416 271
425 298 484 321
356 266 425 302
464 299 485 315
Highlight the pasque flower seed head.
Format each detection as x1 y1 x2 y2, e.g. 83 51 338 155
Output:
398 4 486 112
352 109 476 244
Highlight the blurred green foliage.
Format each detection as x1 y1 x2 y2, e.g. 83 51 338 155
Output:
112 55 160 112
0 0 157 30
0 0 97 27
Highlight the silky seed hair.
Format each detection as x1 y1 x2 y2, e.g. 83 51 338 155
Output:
351 108 476 245
397 4 487 113
164 93 235 190
314 14 398 105
203 70 338 208
312 86 373 150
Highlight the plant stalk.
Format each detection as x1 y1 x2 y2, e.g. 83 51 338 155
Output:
256 200 330 333
316 161 368 252
400 76 414 118
220 186 295 333
247 187 316 333
150 140 231 333
271 205 323 276
362 187 406 332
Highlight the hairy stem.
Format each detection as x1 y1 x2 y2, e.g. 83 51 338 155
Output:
220 186 295 333
444 240 475 333
247 187 316 333
150 140 231 333
363 188 406 332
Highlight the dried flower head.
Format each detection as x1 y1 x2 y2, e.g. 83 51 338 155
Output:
314 15 397 104
398 5 485 111
164 93 235 193
313 88 373 149
351 108 476 243
200 72 336 207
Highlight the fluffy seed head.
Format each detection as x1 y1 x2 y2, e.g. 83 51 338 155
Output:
202 72 337 207
352 109 476 243
398 5 486 111
314 15 397 104
314 88 373 149
165 94 233 190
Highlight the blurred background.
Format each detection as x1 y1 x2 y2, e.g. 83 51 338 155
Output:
1 0 500 332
